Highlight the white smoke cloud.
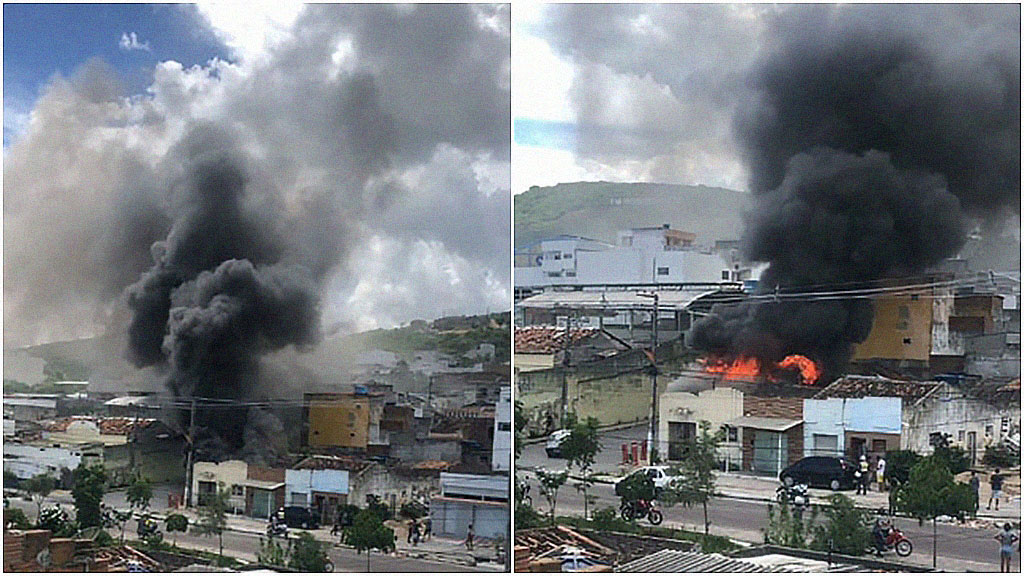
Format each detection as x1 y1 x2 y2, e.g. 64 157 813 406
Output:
4 4 510 348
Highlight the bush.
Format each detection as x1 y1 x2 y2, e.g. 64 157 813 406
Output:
809 494 871 555
4 507 31 530
933 445 970 475
94 530 114 546
38 507 75 537
515 503 547 529
983 444 1019 468
400 500 427 519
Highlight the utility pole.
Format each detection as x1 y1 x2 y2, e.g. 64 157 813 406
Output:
639 292 659 463
560 309 572 427
184 397 197 508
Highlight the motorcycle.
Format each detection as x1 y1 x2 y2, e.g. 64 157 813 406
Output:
776 483 809 508
517 480 533 508
267 519 289 539
619 499 663 525
137 516 163 543
872 526 913 557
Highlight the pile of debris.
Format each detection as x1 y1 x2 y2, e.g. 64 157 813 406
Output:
515 525 614 572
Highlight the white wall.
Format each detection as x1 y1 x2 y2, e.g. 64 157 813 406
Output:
3 443 82 479
803 397 902 457
193 460 248 512
659 387 744 465
286 469 349 507
492 387 512 472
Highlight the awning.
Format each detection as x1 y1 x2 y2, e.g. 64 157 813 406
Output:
244 480 285 490
727 416 801 432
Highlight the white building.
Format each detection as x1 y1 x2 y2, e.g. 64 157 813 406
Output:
430 473 509 540
4 443 85 480
492 386 511 473
285 468 350 509
192 460 248 513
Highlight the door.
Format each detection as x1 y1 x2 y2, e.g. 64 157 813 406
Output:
252 489 272 519
668 421 697 460
967 432 977 466
753 431 787 476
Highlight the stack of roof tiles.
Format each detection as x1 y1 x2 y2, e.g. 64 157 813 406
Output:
514 326 600 354
42 417 154 435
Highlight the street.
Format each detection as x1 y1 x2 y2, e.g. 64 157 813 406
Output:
5 490 490 572
520 424 1019 573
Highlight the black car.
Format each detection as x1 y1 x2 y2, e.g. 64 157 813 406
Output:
279 506 320 529
779 456 858 491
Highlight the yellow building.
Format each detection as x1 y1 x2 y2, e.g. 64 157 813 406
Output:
305 392 378 449
853 292 933 362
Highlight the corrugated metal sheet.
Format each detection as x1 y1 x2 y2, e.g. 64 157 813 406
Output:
616 550 775 572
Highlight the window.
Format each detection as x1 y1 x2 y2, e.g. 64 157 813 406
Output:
725 425 738 443
564 253 573 259
498 422 511 431
657 267 670 276
958 430 965 442
897 305 910 330
721 270 730 280
231 485 244 497
553 253 561 260
985 424 994 437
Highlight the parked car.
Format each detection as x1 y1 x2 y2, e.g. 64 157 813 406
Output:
279 506 320 529
614 466 677 497
546 429 571 458
779 456 858 490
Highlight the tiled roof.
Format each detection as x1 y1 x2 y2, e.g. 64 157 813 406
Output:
42 417 154 435
292 454 372 472
813 375 940 402
514 326 601 354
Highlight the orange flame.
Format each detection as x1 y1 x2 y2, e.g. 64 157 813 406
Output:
777 354 820 385
705 356 761 382
702 354 821 386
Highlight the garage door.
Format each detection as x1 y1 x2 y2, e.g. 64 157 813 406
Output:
813 434 839 456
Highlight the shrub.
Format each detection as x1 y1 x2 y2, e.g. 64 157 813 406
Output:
515 503 547 529
4 507 31 530
933 445 970 475
983 443 1019 468
885 450 921 485
400 500 427 519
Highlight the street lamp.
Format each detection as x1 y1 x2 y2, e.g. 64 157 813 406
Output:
637 291 659 463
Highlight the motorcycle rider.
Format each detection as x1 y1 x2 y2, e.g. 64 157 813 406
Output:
872 510 892 556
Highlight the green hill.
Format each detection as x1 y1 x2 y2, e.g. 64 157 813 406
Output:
514 181 751 248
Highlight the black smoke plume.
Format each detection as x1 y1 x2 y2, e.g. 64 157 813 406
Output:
689 5 1020 380
125 125 329 461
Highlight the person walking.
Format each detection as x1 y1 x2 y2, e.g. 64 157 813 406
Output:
988 469 1005 511
423 516 432 542
407 518 417 544
969 471 981 518
410 519 421 546
465 523 475 551
995 522 1019 572
876 455 887 492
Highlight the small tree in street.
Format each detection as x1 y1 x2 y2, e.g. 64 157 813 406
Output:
194 486 230 559
126 475 153 513
765 501 817 549
560 414 602 520
23 473 56 523
37 506 76 537
109 507 133 544
165 513 189 547
535 469 569 523
896 455 974 568
344 508 396 572
660 421 722 534
290 531 331 572
809 494 871 555
72 463 108 529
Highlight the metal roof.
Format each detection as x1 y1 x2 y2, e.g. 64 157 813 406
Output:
243 480 285 490
616 550 776 572
727 416 802 432
517 289 718 312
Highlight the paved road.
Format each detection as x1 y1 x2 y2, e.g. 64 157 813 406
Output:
520 424 1015 572
6 494 486 572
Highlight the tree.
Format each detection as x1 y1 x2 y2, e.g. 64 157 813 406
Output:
765 501 817 549
72 463 107 529
344 508 396 572
108 508 133 544
258 536 289 567
560 414 602 520
895 455 975 568
194 486 230 559
809 494 871 555
23 473 56 523
165 513 189 548
615 470 657 504
535 469 569 523
290 531 331 572
37 506 75 537
4 470 21 490
126 475 153 513
660 421 722 534
514 400 527 460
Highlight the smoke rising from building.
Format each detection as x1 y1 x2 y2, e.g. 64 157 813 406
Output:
689 4 1020 379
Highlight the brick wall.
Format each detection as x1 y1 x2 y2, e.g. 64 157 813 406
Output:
743 396 803 419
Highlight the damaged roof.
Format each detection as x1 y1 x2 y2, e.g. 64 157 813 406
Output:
514 326 605 354
43 417 155 436
814 375 941 402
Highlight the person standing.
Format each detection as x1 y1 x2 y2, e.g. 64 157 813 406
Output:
465 523 475 551
995 522 1019 572
858 455 871 494
988 469 1005 511
423 516 432 542
970 471 981 518
876 455 887 492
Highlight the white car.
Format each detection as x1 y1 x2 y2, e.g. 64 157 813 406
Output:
546 429 571 458
615 465 677 496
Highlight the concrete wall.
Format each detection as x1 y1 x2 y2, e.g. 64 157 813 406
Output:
308 396 370 449
804 398 901 458
430 497 508 540
493 387 511 473
904 390 1021 461
3 443 82 480
285 469 349 508
347 465 437 513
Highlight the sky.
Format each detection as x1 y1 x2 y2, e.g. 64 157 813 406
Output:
512 3 764 194
3 3 511 347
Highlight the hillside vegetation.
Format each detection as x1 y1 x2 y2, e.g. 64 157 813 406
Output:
515 181 750 248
